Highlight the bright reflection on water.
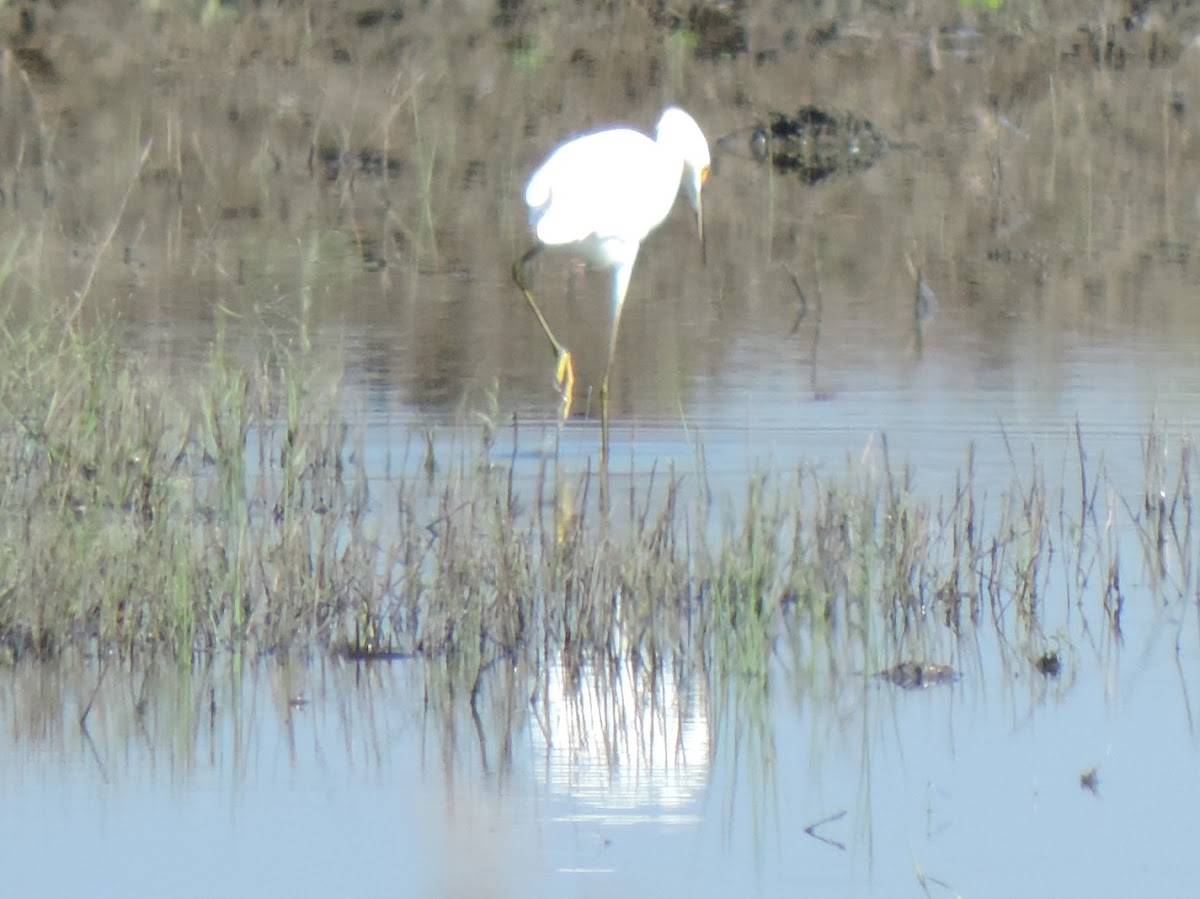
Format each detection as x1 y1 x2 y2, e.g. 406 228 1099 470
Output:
531 660 710 819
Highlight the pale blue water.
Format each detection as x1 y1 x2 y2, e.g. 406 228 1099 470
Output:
3 598 1196 898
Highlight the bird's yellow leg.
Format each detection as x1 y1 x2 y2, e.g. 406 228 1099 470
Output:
555 350 575 421
514 245 575 420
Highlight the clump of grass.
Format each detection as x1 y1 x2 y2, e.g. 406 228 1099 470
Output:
0 303 375 660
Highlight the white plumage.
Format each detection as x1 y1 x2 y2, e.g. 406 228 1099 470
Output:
513 106 711 460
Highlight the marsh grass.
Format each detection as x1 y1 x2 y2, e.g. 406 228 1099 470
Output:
0 303 368 658
1 294 1194 709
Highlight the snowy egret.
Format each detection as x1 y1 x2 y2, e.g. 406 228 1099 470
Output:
513 106 711 459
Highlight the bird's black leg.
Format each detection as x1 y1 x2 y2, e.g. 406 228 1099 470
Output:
513 244 575 419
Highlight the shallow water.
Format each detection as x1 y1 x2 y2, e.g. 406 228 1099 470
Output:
3 0 1200 896
3 617 1197 898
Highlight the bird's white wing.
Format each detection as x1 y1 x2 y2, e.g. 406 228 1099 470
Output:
526 128 679 247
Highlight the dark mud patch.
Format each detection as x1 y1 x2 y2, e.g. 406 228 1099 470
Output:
750 106 891 184
877 661 958 689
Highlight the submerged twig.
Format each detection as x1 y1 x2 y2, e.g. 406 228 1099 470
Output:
803 809 847 850
79 658 110 728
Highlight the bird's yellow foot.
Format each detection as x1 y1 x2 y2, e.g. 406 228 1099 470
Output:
555 349 576 421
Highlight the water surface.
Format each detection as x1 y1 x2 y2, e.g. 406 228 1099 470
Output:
2 1 1200 896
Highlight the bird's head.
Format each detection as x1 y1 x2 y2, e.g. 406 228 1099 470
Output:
656 107 710 263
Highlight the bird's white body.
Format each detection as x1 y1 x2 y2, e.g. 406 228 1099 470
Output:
523 107 710 319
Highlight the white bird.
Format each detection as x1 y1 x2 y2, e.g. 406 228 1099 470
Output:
513 106 711 462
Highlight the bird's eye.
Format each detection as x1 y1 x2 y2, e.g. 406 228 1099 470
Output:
700 165 711 185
